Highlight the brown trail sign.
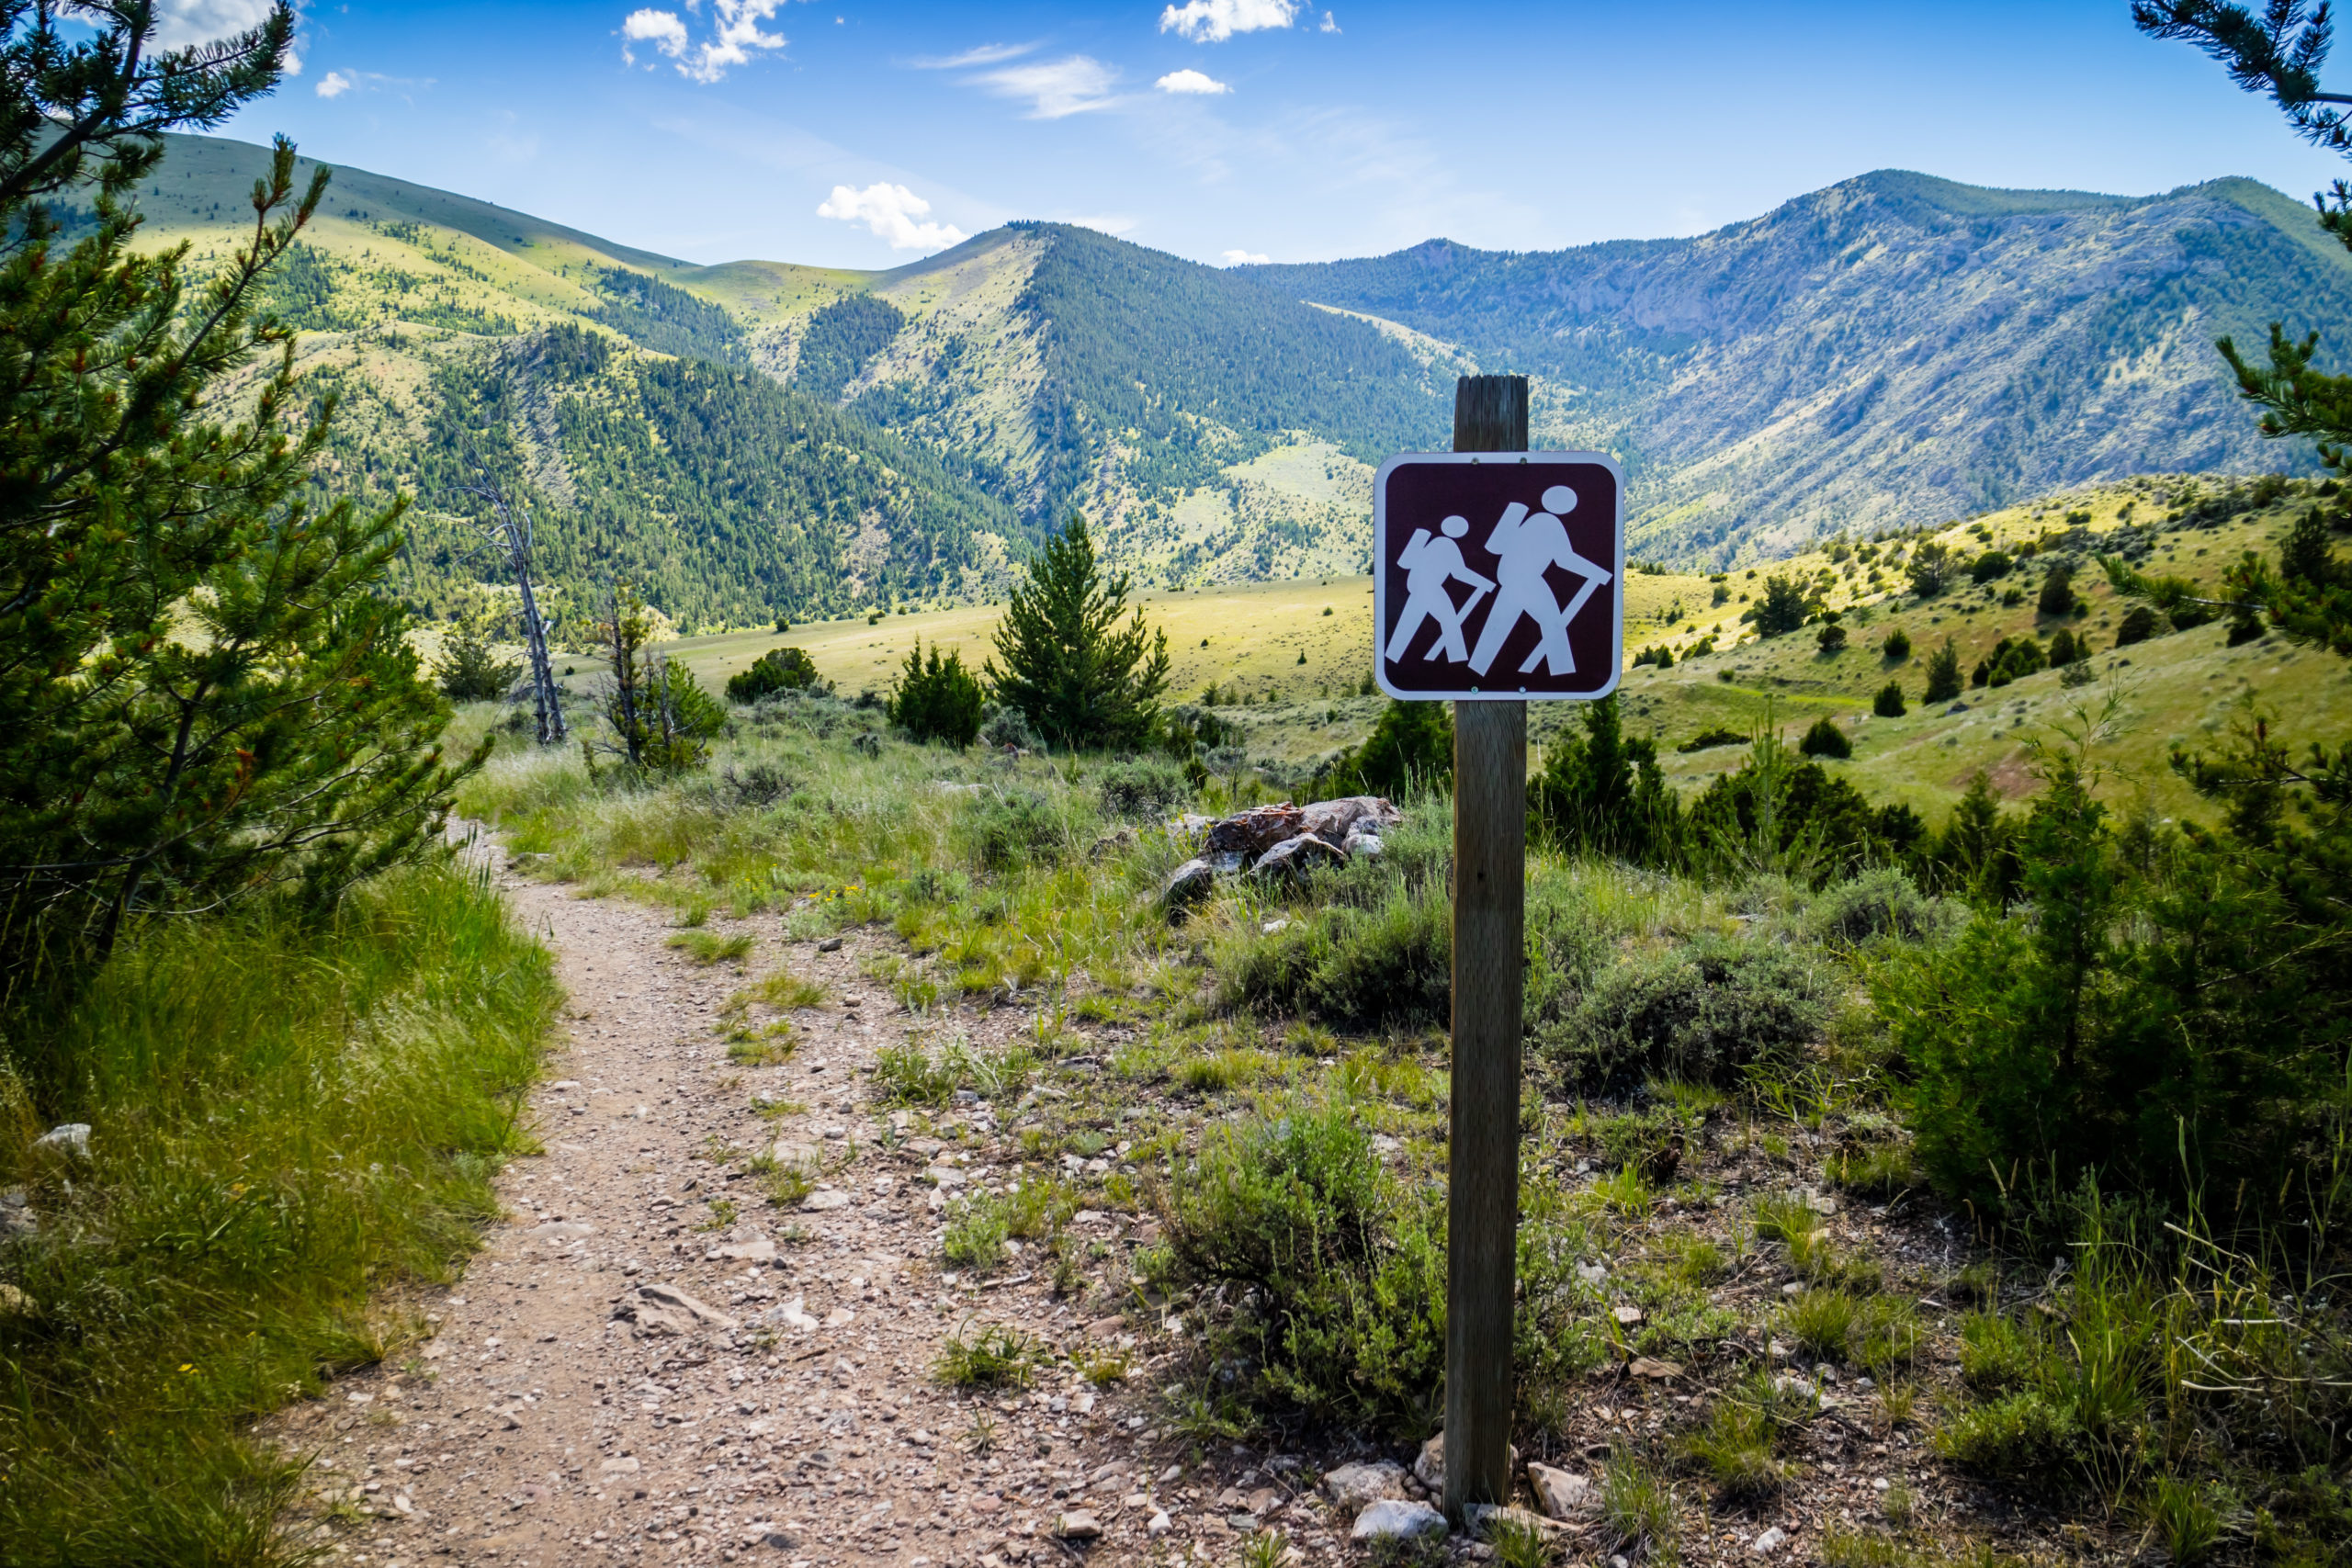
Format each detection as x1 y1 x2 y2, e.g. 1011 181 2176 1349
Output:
1385 377 1626 1517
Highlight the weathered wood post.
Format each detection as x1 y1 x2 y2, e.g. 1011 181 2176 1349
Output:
1442 373 1527 1517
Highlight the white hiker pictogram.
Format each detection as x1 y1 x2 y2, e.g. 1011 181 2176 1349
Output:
1384 513 1495 664
1464 483 1614 677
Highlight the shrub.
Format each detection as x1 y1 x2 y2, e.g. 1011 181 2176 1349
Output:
886 638 985 747
1546 935 1830 1093
1224 887 1451 1031
1165 1101 1444 1422
2115 605 2161 647
1881 628 1912 661
727 646 820 703
1753 574 1811 635
978 702 1042 750
1322 699 1452 798
1098 757 1192 819
958 789 1072 871
1678 726 1747 752
1799 716 1852 758
434 626 521 701
1922 638 1963 703
1971 549 2013 584
1978 636 2047 688
1805 867 1961 946
934 1324 1041 1387
1533 694 1681 863
1872 681 1906 717
1906 540 1953 597
2038 564 2076 616
1816 621 1849 653
1936 1391 2080 1481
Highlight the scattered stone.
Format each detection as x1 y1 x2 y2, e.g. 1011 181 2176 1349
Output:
816 937 843 953
1752 1525 1789 1555
614 1282 738 1337
528 1221 595 1241
0 1282 34 1316
1204 804 1305 858
1054 1510 1102 1541
1351 1499 1447 1543
599 1457 640 1475
1146 1509 1172 1539
31 1123 90 1158
1323 1460 1409 1509
707 1233 776 1262
1526 1462 1596 1520
1467 1504 1566 1540
1628 1357 1684 1381
801 1188 850 1212
1611 1304 1644 1325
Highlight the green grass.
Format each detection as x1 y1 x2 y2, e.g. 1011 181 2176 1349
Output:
933 1323 1041 1389
0 861 558 1567
667 928 754 964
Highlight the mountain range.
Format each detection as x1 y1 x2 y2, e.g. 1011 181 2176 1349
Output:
107 133 2352 631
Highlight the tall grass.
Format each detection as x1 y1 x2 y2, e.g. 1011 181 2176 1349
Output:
0 860 559 1567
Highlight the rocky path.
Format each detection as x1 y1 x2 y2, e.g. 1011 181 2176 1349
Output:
264 847 1364 1568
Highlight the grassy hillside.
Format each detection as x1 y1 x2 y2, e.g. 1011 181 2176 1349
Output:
608 472 2349 830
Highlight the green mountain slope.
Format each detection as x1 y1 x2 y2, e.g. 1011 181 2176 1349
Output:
1246 170 2352 563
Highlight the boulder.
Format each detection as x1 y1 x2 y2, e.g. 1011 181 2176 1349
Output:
1160 857 1217 911
1054 1510 1102 1540
1323 1460 1409 1509
1351 1499 1447 1543
31 1123 90 1158
1300 795 1403 845
1341 829 1385 860
1252 833 1346 881
1204 804 1305 858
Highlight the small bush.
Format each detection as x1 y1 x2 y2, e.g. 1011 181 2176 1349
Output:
959 789 1071 871
1881 628 1912 661
2142 1477 2224 1567
434 626 521 701
1165 1101 1443 1423
1223 889 1450 1031
1678 726 1747 753
1971 549 2012 583
727 646 820 703
1321 699 1452 798
1800 716 1852 758
1936 1390 2080 1480
978 702 1041 750
1871 681 1905 717
886 637 984 747
1804 867 1960 947
1548 936 1830 1094
667 929 753 964
1922 637 1963 703
1816 622 1848 654
2114 605 2161 647
1598 1459 1678 1560
1098 757 1192 819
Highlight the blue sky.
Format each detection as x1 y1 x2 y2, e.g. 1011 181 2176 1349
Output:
165 0 2352 269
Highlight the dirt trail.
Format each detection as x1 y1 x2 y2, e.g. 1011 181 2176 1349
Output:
264 846 1347 1568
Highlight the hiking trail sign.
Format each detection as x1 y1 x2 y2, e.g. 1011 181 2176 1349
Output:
1373 450 1625 701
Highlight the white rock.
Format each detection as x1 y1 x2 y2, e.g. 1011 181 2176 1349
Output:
1146 1509 1171 1538
599 1457 640 1474
32 1123 89 1157
1576 1262 1609 1286
1413 1430 1520 1491
1526 1461 1596 1520
708 1235 776 1262
1054 1510 1102 1540
1753 1526 1789 1555
1322 1460 1408 1509
614 1282 738 1337
801 1188 850 1212
1351 1499 1447 1542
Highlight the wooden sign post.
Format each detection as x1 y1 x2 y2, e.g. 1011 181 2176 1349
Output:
1443 374 1529 1516
1369 377 1625 1517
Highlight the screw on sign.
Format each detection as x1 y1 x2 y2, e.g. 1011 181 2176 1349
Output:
1374 453 1625 699
1381 378 1628 1523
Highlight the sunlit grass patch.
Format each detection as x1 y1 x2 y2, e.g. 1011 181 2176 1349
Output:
667 928 753 965
934 1323 1042 1389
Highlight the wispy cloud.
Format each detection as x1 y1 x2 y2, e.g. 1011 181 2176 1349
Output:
818 183 968 252
1320 10 1340 33
972 55 1121 119
1221 248 1270 265
1156 68 1231 96
910 41 1037 69
316 70 353 99
308 68 434 103
1159 0 1297 43
617 0 786 84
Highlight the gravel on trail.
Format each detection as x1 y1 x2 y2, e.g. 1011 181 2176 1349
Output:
260 855 1340 1568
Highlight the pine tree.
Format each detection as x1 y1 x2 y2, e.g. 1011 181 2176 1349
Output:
435 626 523 702
985 514 1170 751
583 583 721 774
1922 638 1964 703
888 637 985 747
1751 573 1810 636
0 5 480 969
1532 694 1681 863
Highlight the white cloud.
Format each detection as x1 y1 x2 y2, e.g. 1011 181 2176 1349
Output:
316 70 352 98
1320 10 1340 32
910 41 1037 69
151 0 278 48
817 183 968 253
618 1 785 82
1159 0 1297 42
1221 248 1270 265
1155 68 1230 96
973 55 1120 118
622 8 690 62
